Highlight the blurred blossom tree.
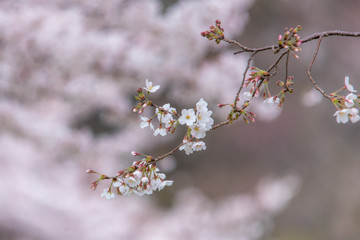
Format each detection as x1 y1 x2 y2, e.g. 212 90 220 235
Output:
0 0 359 240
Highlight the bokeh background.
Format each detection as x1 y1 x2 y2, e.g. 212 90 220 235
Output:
0 0 359 239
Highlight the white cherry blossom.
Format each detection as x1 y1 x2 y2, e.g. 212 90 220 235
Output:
345 93 358 108
243 91 252 101
144 79 160 93
190 123 207 139
178 109 196 126
140 116 154 130
179 140 194 155
100 188 116 200
334 109 350 123
264 97 280 106
192 141 206 151
196 98 209 112
349 108 360 123
344 76 357 93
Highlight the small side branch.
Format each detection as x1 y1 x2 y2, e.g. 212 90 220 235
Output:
307 35 332 100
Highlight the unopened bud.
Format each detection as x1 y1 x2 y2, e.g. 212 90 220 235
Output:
90 181 98 191
131 151 139 156
248 111 256 117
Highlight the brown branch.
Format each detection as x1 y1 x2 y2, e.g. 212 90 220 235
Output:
301 31 360 44
223 38 274 53
150 142 185 164
306 35 332 100
233 52 256 106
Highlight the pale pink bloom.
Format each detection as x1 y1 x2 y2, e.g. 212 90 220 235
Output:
190 123 207 139
334 109 350 124
113 179 124 187
140 116 154 130
156 104 175 124
162 103 176 114
196 98 208 112
153 127 167 136
345 93 358 108
344 76 357 93
179 140 194 155
264 97 280 106
124 176 140 188
158 180 173 190
119 185 130 195
144 79 160 93
192 141 206 151
178 109 196 126
100 188 116 200
196 109 212 126
349 108 360 123
243 91 252 101
133 170 142 179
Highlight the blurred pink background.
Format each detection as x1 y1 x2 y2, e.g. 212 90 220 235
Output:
0 0 360 239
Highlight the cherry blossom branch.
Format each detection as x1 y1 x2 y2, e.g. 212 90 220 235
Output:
89 20 360 199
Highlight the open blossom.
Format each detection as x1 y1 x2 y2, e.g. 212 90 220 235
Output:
179 140 194 155
192 141 206 151
100 188 116 200
179 140 207 155
153 126 167 136
243 91 252 101
264 97 280 106
109 161 173 198
156 103 176 124
178 109 196 126
334 109 350 123
196 98 208 112
334 107 359 124
190 123 207 139
349 108 360 123
140 116 154 130
345 93 358 108
144 79 160 93
196 109 212 126
344 76 357 93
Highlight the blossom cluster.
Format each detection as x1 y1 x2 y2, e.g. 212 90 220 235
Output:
138 80 214 155
89 79 215 200
277 25 302 58
179 98 214 155
333 76 360 124
100 160 173 199
201 19 225 44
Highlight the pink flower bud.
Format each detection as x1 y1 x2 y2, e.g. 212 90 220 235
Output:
278 35 282 41
90 181 98 191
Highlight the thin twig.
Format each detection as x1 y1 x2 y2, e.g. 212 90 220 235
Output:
233 52 256 106
307 35 332 100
